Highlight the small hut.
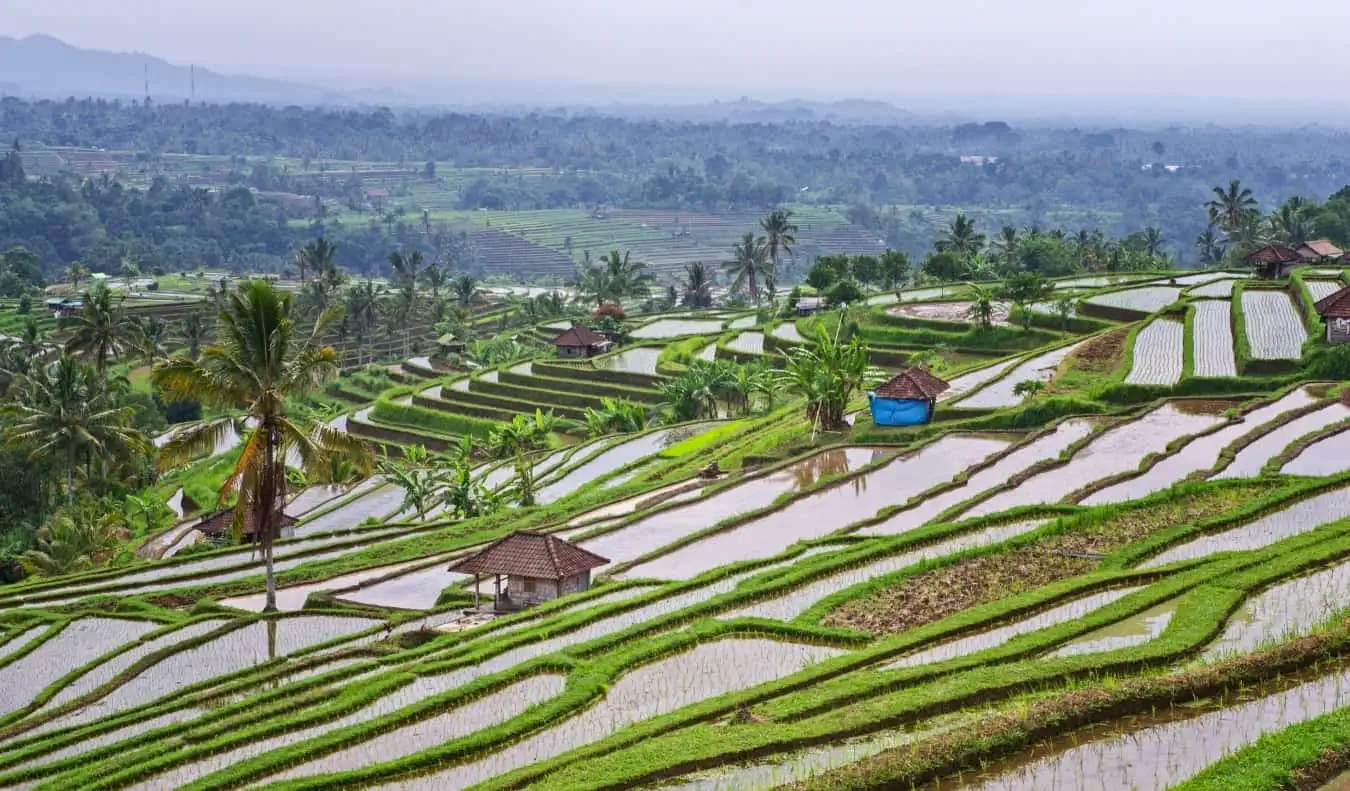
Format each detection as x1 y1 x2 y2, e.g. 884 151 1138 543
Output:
435 333 467 354
868 367 950 427
1295 239 1345 262
1314 284 1350 345
1245 245 1303 279
796 296 825 316
194 506 297 545
553 325 613 358
449 531 609 611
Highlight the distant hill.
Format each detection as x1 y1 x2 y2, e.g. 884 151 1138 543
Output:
0 34 343 105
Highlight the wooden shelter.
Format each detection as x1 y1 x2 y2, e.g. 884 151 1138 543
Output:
868 367 950 426
552 325 613 358
448 531 609 611
1295 239 1345 261
795 296 825 316
435 333 467 354
1314 284 1350 345
1245 245 1303 279
194 506 297 544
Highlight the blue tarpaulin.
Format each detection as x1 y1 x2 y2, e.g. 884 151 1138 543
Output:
867 393 933 427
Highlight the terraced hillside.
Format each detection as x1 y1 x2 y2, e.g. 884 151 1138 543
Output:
11 267 1350 791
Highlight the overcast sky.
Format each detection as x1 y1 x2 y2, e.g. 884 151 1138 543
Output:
4 0 1350 107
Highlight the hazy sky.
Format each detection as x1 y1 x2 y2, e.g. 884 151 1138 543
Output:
5 0 1350 105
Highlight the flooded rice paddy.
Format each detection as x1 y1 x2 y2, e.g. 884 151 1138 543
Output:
1124 318 1183 386
536 425 709 504
624 436 1009 581
1283 428 1350 476
771 322 804 343
938 358 1021 402
1204 557 1350 659
1188 279 1240 298
1213 401 1350 479
963 404 1224 517
293 483 405 536
941 663 1350 791
580 447 884 569
883 587 1142 670
723 521 1047 622
728 315 758 329
1048 598 1178 658
0 618 158 717
1141 486 1350 569
222 551 462 612
592 346 662 375
1242 290 1308 360
631 319 729 339
953 342 1085 409
1083 389 1315 505
725 331 765 354
372 639 843 790
1083 286 1183 315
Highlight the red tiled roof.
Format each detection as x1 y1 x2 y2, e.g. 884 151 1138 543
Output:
1244 245 1302 264
1298 239 1344 259
553 325 607 347
874 367 950 400
448 531 609 579
1314 285 1350 319
196 506 297 539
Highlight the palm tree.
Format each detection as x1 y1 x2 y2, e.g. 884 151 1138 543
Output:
179 310 211 360
681 261 714 308
452 275 480 308
724 233 771 305
1139 227 1164 257
760 210 798 277
1267 201 1316 246
1206 180 1258 232
421 262 447 303
992 226 1019 269
965 283 997 329
297 237 339 285
5 354 144 500
136 316 170 364
153 281 374 611
573 264 611 307
775 325 878 433
599 249 653 305
66 262 90 291
1194 224 1227 265
2 316 52 359
488 409 557 506
935 213 986 257
344 280 381 365
66 282 139 373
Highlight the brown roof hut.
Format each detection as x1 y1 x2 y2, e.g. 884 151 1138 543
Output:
1296 239 1345 261
868 367 951 427
1314 284 1350 345
449 531 609 611
194 506 298 544
1245 244 1303 279
553 325 614 359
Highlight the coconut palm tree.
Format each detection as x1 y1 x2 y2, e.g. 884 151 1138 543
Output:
992 226 1019 269
452 275 480 308
599 249 653 305
760 210 798 277
135 316 171 364
179 310 211 360
965 283 997 329
681 261 714 308
1141 227 1166 257
573 264 611 307
1206 180 1259 232
65 282 139 373
66 262 89 291
5 354 144 501
153 280 374 611
1267 200 1316 246
488 409 557 506
1194 224 1227 265
935 213 986 257
344 280 382 365
724 233 771 305
2 316 52 359
297 237 339 285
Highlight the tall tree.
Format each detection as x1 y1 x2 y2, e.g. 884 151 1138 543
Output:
1206 180 1259 232
66 282 139 373
1141 227 1166 257
1194 224 1227 265
297 237 339 285
681 261 713 308
992 225 1020 269
488 410 557 506
759 210 798 277
179 310 211 360
154 281 373 611
724 233 771 305
452 275 480 308
5 354 144 500
935 213 986 257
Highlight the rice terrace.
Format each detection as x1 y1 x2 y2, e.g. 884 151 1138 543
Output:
8 53 1350 789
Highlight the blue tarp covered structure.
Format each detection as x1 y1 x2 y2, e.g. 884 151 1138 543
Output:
867 367 950 427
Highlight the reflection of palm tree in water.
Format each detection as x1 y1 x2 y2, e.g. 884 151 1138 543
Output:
790 449 883 491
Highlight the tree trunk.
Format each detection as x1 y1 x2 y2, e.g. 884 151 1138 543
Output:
749 270 759 306
260 418 283 612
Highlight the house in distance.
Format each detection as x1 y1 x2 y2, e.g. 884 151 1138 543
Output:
448 531 610 611
1314 284 1350 345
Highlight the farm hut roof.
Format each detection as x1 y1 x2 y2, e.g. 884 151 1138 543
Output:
874 367 951 400
553 325 607 348
1244 245 1302 264
195 506 297 539
797 297 824 310
1314 285 1350 319
448 531 609 580
1298 239 1344 259
436 333 462 346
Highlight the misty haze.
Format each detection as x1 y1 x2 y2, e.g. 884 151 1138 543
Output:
2 5 1350 791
